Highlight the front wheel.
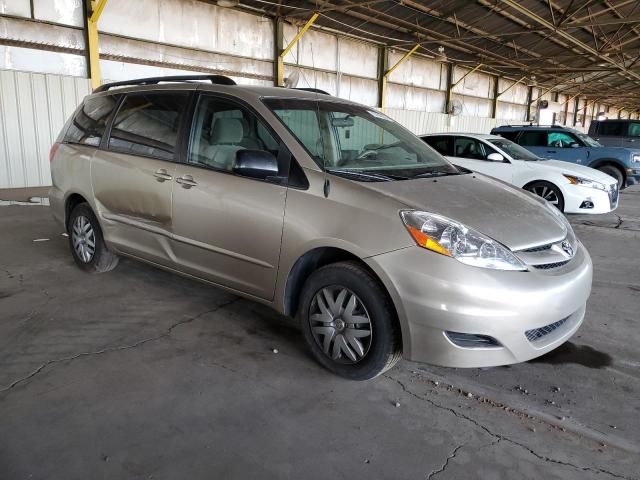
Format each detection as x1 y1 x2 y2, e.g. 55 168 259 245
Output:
67 203 119 273
298 262 402 380
524 181 565 212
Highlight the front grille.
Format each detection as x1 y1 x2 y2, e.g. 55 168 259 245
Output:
533 260 570 270
525 317 570 342
522 244 552 253
608 184 619 209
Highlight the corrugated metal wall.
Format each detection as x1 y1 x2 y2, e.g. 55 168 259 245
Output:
0 69 90 188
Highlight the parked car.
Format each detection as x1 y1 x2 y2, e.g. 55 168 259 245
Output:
490 124 640 188
588 119 640 147
49 75 592 380
421 133 618 214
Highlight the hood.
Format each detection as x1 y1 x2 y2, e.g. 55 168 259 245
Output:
529 160 617 185
592 146 638 159
360 173 567 251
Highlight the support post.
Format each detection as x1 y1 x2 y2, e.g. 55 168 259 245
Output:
274 17 284 86
377 47 388 108
525 86 533 122
86 0 108 90
444 63 454 114
572 95 580 126
491 75 499 119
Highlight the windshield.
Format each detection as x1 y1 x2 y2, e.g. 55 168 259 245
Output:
576 132 602 147
488 138 541 161
263 98 460 180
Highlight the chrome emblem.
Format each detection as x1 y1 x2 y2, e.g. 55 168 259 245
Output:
561 240 574 257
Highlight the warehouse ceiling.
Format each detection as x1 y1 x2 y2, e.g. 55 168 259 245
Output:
238 0 640 110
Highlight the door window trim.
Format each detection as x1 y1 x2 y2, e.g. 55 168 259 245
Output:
103 90 193 163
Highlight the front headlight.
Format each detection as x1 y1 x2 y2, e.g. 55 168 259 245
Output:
400 211 526 271
632 154 640 163
563 174 606 191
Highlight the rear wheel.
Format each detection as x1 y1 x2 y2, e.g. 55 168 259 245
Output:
524 181 565 212
598 165 624 189
67 203 119 273
298 261 402 380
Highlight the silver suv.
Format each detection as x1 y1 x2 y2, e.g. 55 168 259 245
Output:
50 75 592 380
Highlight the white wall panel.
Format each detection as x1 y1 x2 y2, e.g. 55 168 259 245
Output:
338 37 377 79
284 65 337 95
386 83 446 112
384 108 502 135
387 52 443 90
101 0 274 60
453 67 493 99
497 78 528 104
0 46 86 76
0 0 29 16
338 75 377 106
34 0 83 27
496 102 527 122
0 69 90 188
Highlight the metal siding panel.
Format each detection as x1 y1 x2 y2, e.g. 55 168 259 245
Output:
15 71 40 186
1 70 25 187
0 69 89 188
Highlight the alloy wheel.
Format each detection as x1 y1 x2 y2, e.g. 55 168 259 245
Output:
530 185 559 205
71 215 96 263
309 286 372 364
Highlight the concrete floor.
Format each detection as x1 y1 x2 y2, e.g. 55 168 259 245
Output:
1 188 639 480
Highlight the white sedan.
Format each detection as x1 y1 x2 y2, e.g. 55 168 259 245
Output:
421 133 619 214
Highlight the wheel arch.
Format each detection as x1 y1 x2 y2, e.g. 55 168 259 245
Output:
64 192 90 229
588 159 626 183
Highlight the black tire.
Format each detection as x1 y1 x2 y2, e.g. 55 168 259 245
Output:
598 165 624 189
524 181 565 212
298 261 402 380
67 203 119 273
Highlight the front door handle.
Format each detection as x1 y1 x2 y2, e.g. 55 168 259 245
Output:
176 175 197 189
153 169 173 182
546 150 557 153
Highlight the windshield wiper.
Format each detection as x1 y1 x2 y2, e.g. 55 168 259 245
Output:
326 168 398 182
411 170 461 179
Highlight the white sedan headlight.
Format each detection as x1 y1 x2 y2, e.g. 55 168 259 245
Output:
400 211 526 271
632 154 640 163
563 174 607 191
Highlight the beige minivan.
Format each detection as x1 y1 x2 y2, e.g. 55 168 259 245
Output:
50 75 592 380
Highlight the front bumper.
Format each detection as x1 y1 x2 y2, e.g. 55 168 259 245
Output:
366 243 592 368
562 184 618 214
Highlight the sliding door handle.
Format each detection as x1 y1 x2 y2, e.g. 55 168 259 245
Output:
176 175 198 189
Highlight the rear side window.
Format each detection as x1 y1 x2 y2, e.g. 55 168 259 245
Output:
64 95 118 146
629 122 640 137
598 121 625 136
108 93 187 161
423 136 451 156
518 131 546 146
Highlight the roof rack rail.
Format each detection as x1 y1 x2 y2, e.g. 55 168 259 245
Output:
498 124 565 128
291 87 331 96
94 74 237 93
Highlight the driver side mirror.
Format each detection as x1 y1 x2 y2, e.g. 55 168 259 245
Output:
486 152 505 162
233 150 279 180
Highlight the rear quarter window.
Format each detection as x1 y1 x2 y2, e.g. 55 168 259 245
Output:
64 95 119 146
108 93 187 161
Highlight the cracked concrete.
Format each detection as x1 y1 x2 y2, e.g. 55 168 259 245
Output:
1 186 639 479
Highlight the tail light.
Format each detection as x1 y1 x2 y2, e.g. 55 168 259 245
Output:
49 142 60 162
